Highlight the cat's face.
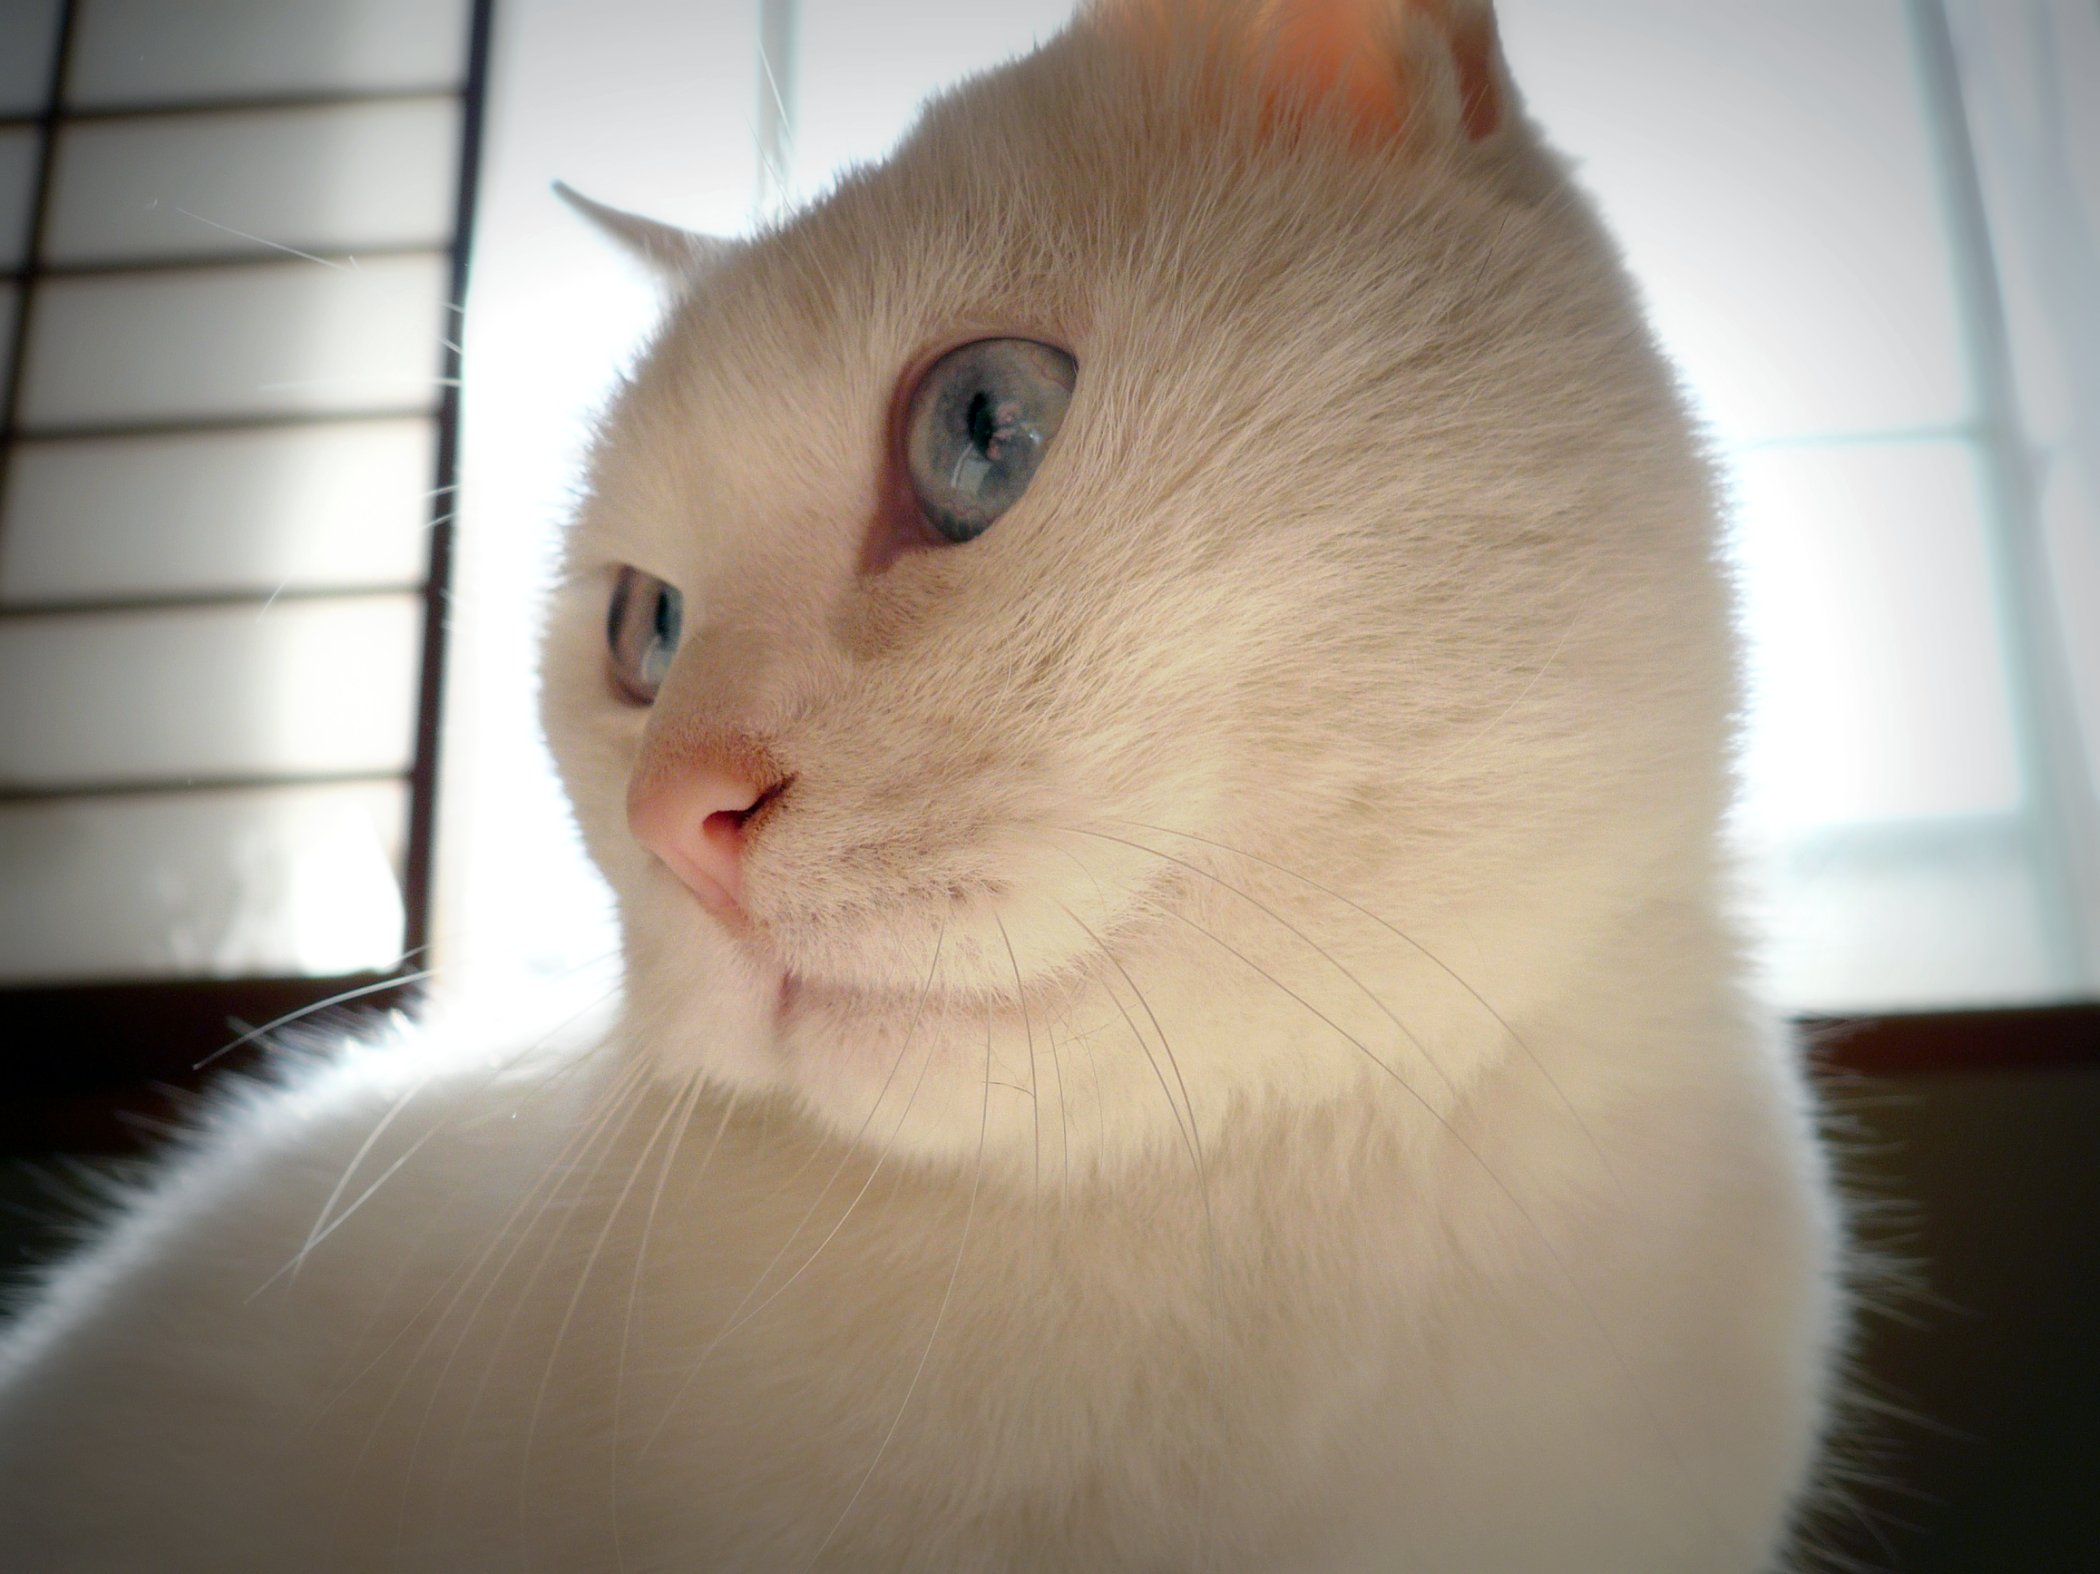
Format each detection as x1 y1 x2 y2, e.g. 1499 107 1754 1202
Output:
542 0 1733 1174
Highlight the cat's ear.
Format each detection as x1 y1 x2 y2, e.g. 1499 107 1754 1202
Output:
552 182 726 281
1091 0 1511 151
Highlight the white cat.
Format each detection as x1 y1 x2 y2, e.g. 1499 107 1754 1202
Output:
0 1 1846 1568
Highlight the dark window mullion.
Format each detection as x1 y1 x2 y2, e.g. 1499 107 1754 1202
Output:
0 770 412 807
400 0 494 962
0 0 73 485
11 242 450 282
0 584 422 619
0 82 465 130
16 407 441 444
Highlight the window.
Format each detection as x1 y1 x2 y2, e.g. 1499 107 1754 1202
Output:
1505 0 2100 1013
0 0 490 1145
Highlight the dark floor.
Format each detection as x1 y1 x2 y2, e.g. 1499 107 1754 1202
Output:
4 1064 2097 1571
1816 1064 2100 1572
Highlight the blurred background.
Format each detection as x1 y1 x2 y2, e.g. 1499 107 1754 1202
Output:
0 2 2094 1567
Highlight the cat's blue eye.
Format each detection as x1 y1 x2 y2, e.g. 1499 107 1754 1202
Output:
606 566 683 703
904 338 1076 544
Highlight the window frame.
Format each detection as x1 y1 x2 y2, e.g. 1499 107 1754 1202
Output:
0 0 493 1142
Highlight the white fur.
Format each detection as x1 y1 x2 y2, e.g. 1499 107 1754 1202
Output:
0 4 1845 1568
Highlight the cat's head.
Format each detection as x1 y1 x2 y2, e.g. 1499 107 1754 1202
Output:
542 0 1733 1175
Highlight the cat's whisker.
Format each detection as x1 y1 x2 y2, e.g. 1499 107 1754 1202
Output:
337 1055 652 1525
206 936 620 1081
1047 894 1221 1322
1044 846 1126 1176
801 1009 995 1573
171 205 352 270
356 1057 650 1465
386 1068 654 1538
754 40 797 219
992 914 1047 1220
1159 899 1738 1551
1159 905 1440 1117
1050 882 1229 1560
264 965 629 1305
1045 1023 1072 1217
436 1061 662 1498
199 967 440 1071
673 977 945 1370
299 972 631 1411
639 923 950 1455
321 1168 468 1400
1058 824 1456 1102
247 375 463 395
613 1077 724 1573
757 49 793 152
292 1069 440 1282
264 1105 444 1301
520 1068 705 1522
1103 817 1629 1200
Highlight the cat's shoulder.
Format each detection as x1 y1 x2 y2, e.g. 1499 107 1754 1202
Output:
0 995 612 1385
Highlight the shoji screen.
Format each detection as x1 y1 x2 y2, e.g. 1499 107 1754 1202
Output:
1502 0 2100 1014
0 0 490 1147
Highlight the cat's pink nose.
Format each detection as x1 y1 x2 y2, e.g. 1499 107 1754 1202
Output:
626 763 781 920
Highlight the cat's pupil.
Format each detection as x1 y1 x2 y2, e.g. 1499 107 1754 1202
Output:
967 390 994 454
966 388 1020 469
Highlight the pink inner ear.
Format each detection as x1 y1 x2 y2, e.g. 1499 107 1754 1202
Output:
1262 0 1505 146
1104 0 1503 147
1258 0 1412 141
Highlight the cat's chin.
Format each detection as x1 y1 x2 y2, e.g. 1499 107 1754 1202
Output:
621 921 1004 1109
653 938 1152 1173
